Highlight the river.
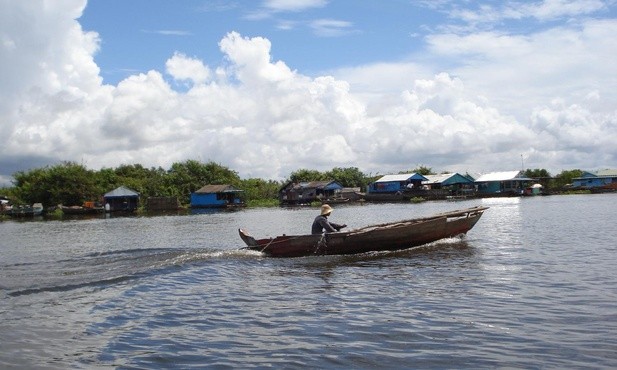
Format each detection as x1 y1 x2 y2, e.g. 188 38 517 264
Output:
1 194 616 369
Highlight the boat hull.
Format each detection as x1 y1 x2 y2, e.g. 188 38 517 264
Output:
240 206 488 258
60 205 105 215
4 203 44 217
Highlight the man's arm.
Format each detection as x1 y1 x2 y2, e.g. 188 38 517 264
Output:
319 217 338 232
329 222 347 232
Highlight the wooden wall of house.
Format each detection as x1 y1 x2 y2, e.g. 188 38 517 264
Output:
104 196 139 212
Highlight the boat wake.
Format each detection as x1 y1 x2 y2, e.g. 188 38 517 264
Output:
2 237 473 297
3 247 259 297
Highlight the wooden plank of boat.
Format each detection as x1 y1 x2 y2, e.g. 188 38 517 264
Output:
60 205 105 215
239 206 489 258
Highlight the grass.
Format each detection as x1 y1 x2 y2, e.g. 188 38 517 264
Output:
247 199 280 207
410 197 426 203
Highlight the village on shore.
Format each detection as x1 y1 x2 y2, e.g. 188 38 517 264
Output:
277 169 617 205
2 167 616 219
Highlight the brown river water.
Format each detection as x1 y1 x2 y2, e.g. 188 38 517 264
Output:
1 194 616 368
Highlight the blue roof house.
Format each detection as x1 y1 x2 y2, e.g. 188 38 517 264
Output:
423 173 474 188
279 180 344 205
191 184 245 208
474 171 533 195
103 186 140 212
367 173 428 194
423 173 475 195
572 169 617 188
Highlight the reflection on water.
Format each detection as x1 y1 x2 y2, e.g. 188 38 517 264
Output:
1 195 617 368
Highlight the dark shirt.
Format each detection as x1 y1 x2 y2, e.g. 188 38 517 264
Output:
311 215 344 234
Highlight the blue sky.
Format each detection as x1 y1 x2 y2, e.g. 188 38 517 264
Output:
80 1 434 85
1 0 616 185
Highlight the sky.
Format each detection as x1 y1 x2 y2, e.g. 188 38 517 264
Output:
1 0 616 186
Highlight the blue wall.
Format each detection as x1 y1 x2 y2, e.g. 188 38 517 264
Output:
368 182 407 193
476 180 526 194
572 177 615 188
367 174 427 193
191 193 242 208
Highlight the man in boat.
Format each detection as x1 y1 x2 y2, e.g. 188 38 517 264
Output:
311 204 346 234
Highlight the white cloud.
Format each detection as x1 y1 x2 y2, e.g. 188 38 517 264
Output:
166 52 211 84
263 0 328 12
219 31 296 85
443 0 608 26
0 0 110 170
309 19 357 37
424 19 617 118
245 0 327 20
0 0 615 186
144 29 192 36
520 0 608 21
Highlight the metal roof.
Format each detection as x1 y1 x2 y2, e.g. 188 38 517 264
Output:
475 171 532 182
375 173 427 182
194 184 243 194
573 169 617 180
594 169 617 177
300 181 335 188
287 181 343 190
104 186 139 197
423 173 456 184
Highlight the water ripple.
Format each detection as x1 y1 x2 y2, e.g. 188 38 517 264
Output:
2 196 617 368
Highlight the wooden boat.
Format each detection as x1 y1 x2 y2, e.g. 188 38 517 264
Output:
60 204 105 215
321 197 350 204
5 203 44 217
239 206 488 258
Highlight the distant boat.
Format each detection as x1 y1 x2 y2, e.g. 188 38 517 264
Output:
321 197 350 204
5 203 44 217
60 204 105 215
239 206 488 258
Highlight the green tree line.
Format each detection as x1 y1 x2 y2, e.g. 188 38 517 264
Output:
0 161 372 208
0 160 583 208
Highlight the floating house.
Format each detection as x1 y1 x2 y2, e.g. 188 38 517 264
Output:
366 173 428 194
103 186 140 212
524 183 544 196
279 180 344 205
422 173 475 195
339 187 364 201
474 171 533 195
572 169 617 189
190 184 245 208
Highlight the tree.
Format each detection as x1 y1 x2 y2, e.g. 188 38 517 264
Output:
524 168 551 178
12 162 98 207
240 178 281 202
400 166 434 175
165 160 241 204
288 169 327 183
553 169 584 188
325 167 368 188
110 164 168 199
11 167 48 205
